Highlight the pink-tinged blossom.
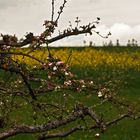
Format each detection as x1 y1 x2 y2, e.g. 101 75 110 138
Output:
56 61 64 66
48 62 53 66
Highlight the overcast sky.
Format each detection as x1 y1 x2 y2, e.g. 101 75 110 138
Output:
0 0 140 46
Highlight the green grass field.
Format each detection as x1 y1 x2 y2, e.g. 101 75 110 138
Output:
7 67 140 140
2 47 140 140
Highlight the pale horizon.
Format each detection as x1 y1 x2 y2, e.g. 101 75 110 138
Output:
0 0 139 46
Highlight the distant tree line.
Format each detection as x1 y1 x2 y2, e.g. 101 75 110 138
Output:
84 38 139 47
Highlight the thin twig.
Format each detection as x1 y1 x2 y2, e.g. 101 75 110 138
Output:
38 125 83 140
51 0 55 21
55 0 67 23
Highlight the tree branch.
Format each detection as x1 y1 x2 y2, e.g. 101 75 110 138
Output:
0 106 100 139
46 27 93 44
0 51 44 64
38 125 83 140
0 65 36 100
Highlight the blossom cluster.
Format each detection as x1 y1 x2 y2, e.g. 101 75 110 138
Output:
45 56 73 82
39 56 96 93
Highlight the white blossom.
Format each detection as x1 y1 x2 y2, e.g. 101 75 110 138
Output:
64 80 72 86
90 81 93 84
82 85 86 88
0 102 3 105
65 72 69 76
18 80 22 84
95 133 100 137
33 65 37 69
46 22 53 28
98 91 103 98
53 66 57 71
48 75 51 79
55 86 61 91
6 46 11 49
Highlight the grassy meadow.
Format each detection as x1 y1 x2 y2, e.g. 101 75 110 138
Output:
4 46 140 139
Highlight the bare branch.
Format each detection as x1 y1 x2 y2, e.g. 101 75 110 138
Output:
0 64 36 100
38 125 83 140
46 26 94 44
106 114 129 127
0 106 139 139
0 51 44 64
0 106 101 139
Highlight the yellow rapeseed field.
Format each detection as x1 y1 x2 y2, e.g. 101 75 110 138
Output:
13 47 140 70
